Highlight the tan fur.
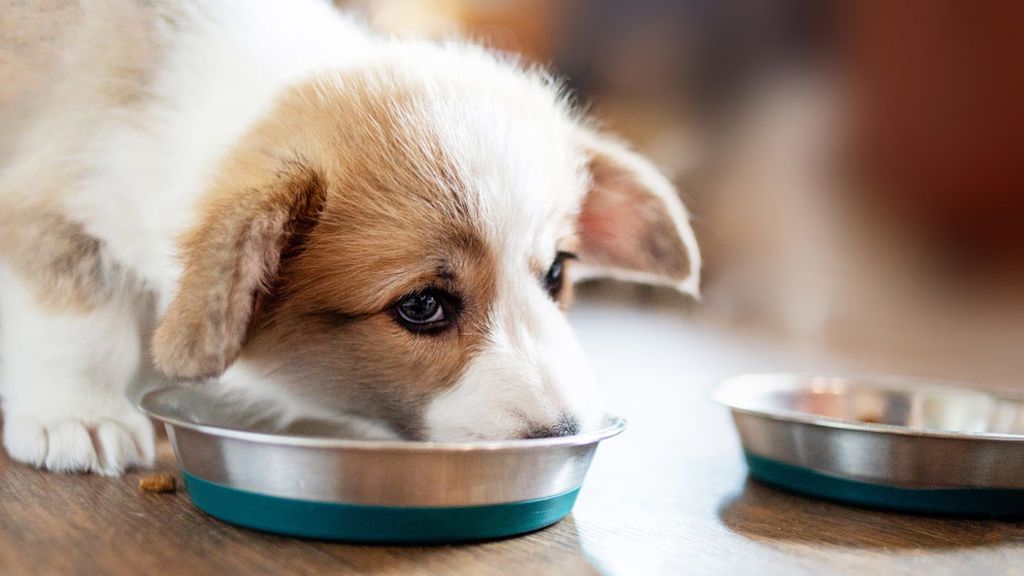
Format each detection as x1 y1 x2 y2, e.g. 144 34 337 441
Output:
151 164 327 379
152 71 510 434
151 57 695 435
0 0 700 465
242 232 498 437
0 199 114 312
0 0 163 312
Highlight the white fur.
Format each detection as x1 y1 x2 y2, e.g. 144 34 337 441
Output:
425 280 603 439
0 0 697 472
0 263 153 475
70 1 373 305
0 0 378 474
417 96 603 438
218 362 400 440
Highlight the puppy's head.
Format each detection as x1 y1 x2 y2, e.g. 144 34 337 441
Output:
152 44 699 440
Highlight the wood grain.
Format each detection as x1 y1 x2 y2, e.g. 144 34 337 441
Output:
3 296 1024 576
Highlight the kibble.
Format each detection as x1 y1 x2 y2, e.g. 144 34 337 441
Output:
138 473 177 493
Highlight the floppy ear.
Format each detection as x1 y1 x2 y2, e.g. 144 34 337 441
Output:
574 130 701 295
152 165 325 379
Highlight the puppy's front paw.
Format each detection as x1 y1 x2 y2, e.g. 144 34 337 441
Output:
3 407 155 476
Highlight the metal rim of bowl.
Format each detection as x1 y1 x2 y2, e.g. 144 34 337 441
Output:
140 387 626 451
710 372 1024 442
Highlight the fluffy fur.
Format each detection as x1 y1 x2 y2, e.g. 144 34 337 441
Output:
0 0 699 475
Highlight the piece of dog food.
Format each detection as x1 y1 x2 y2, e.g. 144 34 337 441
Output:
138 473 177 493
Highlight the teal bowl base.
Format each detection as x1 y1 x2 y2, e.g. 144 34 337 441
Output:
745 452 1024 518
182 471 579 543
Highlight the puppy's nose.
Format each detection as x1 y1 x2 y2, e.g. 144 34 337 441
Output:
525 413 580 439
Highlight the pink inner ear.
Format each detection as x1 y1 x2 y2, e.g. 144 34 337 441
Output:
578 169 692 282
578 184 644 268
576 131 696 286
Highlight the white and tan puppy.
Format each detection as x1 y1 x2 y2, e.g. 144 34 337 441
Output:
0 0 699 475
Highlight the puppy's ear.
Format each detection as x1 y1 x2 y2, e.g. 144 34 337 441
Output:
152 165 325 379
575 130 701 295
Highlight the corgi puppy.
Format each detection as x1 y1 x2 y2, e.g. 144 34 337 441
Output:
0 0 699 475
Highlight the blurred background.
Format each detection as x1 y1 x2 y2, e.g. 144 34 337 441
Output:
3 0 1022 384
335 0 1024 385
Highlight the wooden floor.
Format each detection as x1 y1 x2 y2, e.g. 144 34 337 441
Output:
3 295 1024 575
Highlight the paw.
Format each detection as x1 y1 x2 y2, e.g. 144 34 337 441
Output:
3 407 155 476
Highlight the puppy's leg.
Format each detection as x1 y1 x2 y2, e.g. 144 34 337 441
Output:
0 214 153 476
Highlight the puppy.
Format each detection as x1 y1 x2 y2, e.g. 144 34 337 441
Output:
0 0 700 475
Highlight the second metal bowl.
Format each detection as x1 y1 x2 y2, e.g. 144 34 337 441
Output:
713 373 1024 516
140 386 624 542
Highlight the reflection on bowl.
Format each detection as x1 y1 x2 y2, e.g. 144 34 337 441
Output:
712 373 1024 517
140 386 625 543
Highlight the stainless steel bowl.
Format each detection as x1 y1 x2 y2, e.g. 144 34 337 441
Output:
712 373 1024 516
140 386 625 542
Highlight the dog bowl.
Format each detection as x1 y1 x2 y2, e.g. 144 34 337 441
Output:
712 373 1024 517
140 386 624 543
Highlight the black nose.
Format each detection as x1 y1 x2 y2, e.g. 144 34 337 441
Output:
525 414 580 439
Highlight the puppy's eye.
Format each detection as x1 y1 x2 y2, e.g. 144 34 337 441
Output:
393 289 456 333
544 252 576 299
